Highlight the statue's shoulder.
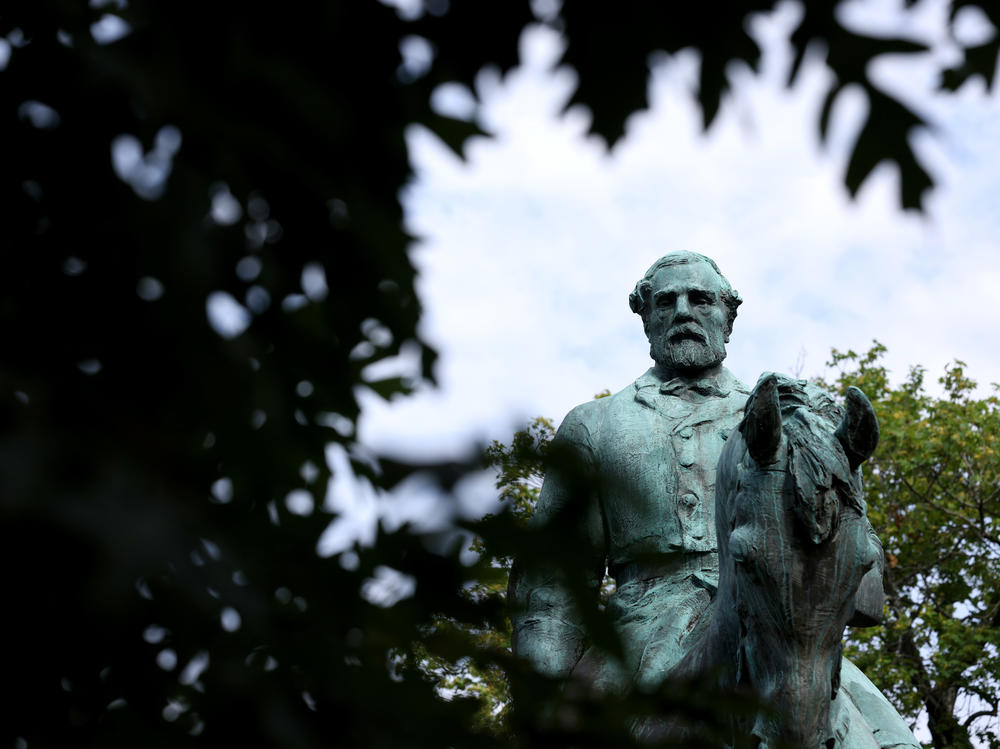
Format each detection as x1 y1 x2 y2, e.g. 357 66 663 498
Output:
559 378 644 444
567 378 645 419
556 396 608 447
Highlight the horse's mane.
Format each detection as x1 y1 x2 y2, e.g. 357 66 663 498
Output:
743 374 865 544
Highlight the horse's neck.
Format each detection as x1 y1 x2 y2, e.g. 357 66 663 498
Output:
671 582 742 686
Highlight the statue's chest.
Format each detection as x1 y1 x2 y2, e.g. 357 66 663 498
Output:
598 398 741 486
594 396 744 556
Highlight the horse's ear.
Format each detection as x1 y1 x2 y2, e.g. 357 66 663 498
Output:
742 373 782 465
836 386 880 471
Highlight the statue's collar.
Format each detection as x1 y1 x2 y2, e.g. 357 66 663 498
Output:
634 367 744 401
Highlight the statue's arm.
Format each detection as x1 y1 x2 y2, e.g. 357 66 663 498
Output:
508 403 606 679
848 518 885 627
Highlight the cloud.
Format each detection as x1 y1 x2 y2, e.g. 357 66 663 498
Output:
358 4 1000 470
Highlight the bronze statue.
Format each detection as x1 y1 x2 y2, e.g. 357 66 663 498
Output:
509 252 918 747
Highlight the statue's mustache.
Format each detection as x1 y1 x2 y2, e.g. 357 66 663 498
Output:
666 323 706 343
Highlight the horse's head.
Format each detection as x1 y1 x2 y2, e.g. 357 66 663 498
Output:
715 373 880 749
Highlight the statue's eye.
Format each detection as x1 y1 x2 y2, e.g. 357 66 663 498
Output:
690 291 712 306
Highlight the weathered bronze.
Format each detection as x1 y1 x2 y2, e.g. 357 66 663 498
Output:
509 252 919 748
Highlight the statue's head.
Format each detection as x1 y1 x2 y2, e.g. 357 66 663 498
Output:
629 252 742 375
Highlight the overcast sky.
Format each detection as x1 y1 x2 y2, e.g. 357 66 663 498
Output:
322 0 1000 554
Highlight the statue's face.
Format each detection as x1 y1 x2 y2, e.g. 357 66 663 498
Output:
646 261 729 374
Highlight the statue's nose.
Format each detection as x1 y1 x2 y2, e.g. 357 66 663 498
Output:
674 295 693 319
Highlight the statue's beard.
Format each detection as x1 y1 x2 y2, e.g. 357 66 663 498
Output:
649 326 727 374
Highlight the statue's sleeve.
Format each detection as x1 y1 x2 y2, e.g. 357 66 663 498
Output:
848 515 885 627
508 402 607 679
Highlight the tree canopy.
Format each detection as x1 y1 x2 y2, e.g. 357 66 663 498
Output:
2 0 998 746
825 345 1000 749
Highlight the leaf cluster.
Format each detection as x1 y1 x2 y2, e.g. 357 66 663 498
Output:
826 344 1000 749
2 1 532 745
556 1 1000 210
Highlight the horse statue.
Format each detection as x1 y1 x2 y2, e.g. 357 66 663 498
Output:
664 373 883 748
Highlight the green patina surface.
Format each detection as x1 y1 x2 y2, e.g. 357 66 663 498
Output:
509 252 920 748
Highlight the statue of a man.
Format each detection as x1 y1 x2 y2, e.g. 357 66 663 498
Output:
509 251 918 747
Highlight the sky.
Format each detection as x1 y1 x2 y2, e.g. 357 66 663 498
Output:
321 0 1000 551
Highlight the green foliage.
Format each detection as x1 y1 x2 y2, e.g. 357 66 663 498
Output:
826 344 1000 749
486 416 556 524
411 417 555 733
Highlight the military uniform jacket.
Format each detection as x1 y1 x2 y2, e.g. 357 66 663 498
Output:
509 366 750 678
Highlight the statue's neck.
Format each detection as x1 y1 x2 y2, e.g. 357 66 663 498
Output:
652 362 724 383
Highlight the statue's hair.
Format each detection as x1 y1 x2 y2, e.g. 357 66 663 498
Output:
628 251 742 333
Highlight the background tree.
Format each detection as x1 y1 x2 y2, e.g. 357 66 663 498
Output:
3 0 998 745
410 416 555 734
826 345 1000 749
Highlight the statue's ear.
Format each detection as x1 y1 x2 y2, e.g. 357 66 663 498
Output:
836 386 879 471
742 373 782 465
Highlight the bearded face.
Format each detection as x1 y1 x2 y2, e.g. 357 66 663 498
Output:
649 324 727 372
644 262 730 375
